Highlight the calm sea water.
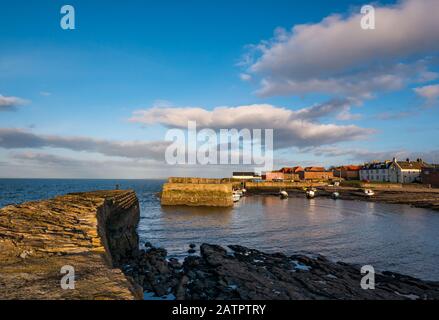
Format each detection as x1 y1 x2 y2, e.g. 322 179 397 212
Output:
1 179 439 281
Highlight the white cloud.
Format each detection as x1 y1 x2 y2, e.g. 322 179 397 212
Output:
414 84 439 104
0 94 28 111
130 102 374 149
242 0 439 98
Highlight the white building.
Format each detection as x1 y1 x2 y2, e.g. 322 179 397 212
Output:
359 159 425 183
359 161 393 182
394 159 425 183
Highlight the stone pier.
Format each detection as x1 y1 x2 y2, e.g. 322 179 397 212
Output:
161 178 234 207
0 190 142 300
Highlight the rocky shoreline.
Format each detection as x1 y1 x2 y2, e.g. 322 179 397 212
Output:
123 242 439 300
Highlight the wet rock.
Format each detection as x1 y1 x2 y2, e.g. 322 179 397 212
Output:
168 258 182 269
124 242 439 300
144 241 153 248
123 243 182 297
185 244 439 300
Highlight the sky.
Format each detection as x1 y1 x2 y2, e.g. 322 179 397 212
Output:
1 0 439 178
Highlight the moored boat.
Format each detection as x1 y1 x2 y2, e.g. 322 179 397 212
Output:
331 192 340 199
306 188 316 199
279 190 288 199
363 189 375 197
232 192 241 202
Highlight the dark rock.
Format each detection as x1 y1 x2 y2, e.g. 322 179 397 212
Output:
125 242 439 300
183 244 439 300
188 249 196 254
168 258 182 269
189 243 196 249
144 241 153 248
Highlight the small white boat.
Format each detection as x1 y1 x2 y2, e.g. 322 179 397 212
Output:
279 190 288 199
364 189 375 197
331 192 340 199
232 192 241 202
306 190 316 199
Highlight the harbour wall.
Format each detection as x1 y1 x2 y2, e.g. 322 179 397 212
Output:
0 190 143 300
161 182 234 207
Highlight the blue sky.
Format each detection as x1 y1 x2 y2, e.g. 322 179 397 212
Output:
1 0 439 178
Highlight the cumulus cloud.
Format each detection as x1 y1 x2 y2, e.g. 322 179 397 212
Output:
130 102 373 149
414 84 439 104
242 0 439 98
0 94 28 111
0 128 170 161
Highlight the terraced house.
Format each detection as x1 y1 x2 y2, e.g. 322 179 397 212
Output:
299 167 334 181
333 165 362 180
359 159 426 183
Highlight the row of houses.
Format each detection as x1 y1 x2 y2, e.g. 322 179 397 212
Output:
358 159 439 186
233 166 334 182
232 158 439 187
358 158 425 183
266 167 335 181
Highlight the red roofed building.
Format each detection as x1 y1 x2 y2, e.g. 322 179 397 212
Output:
333 165 362 180
299 167 334 181
304 166 326 172
279 166 304 174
